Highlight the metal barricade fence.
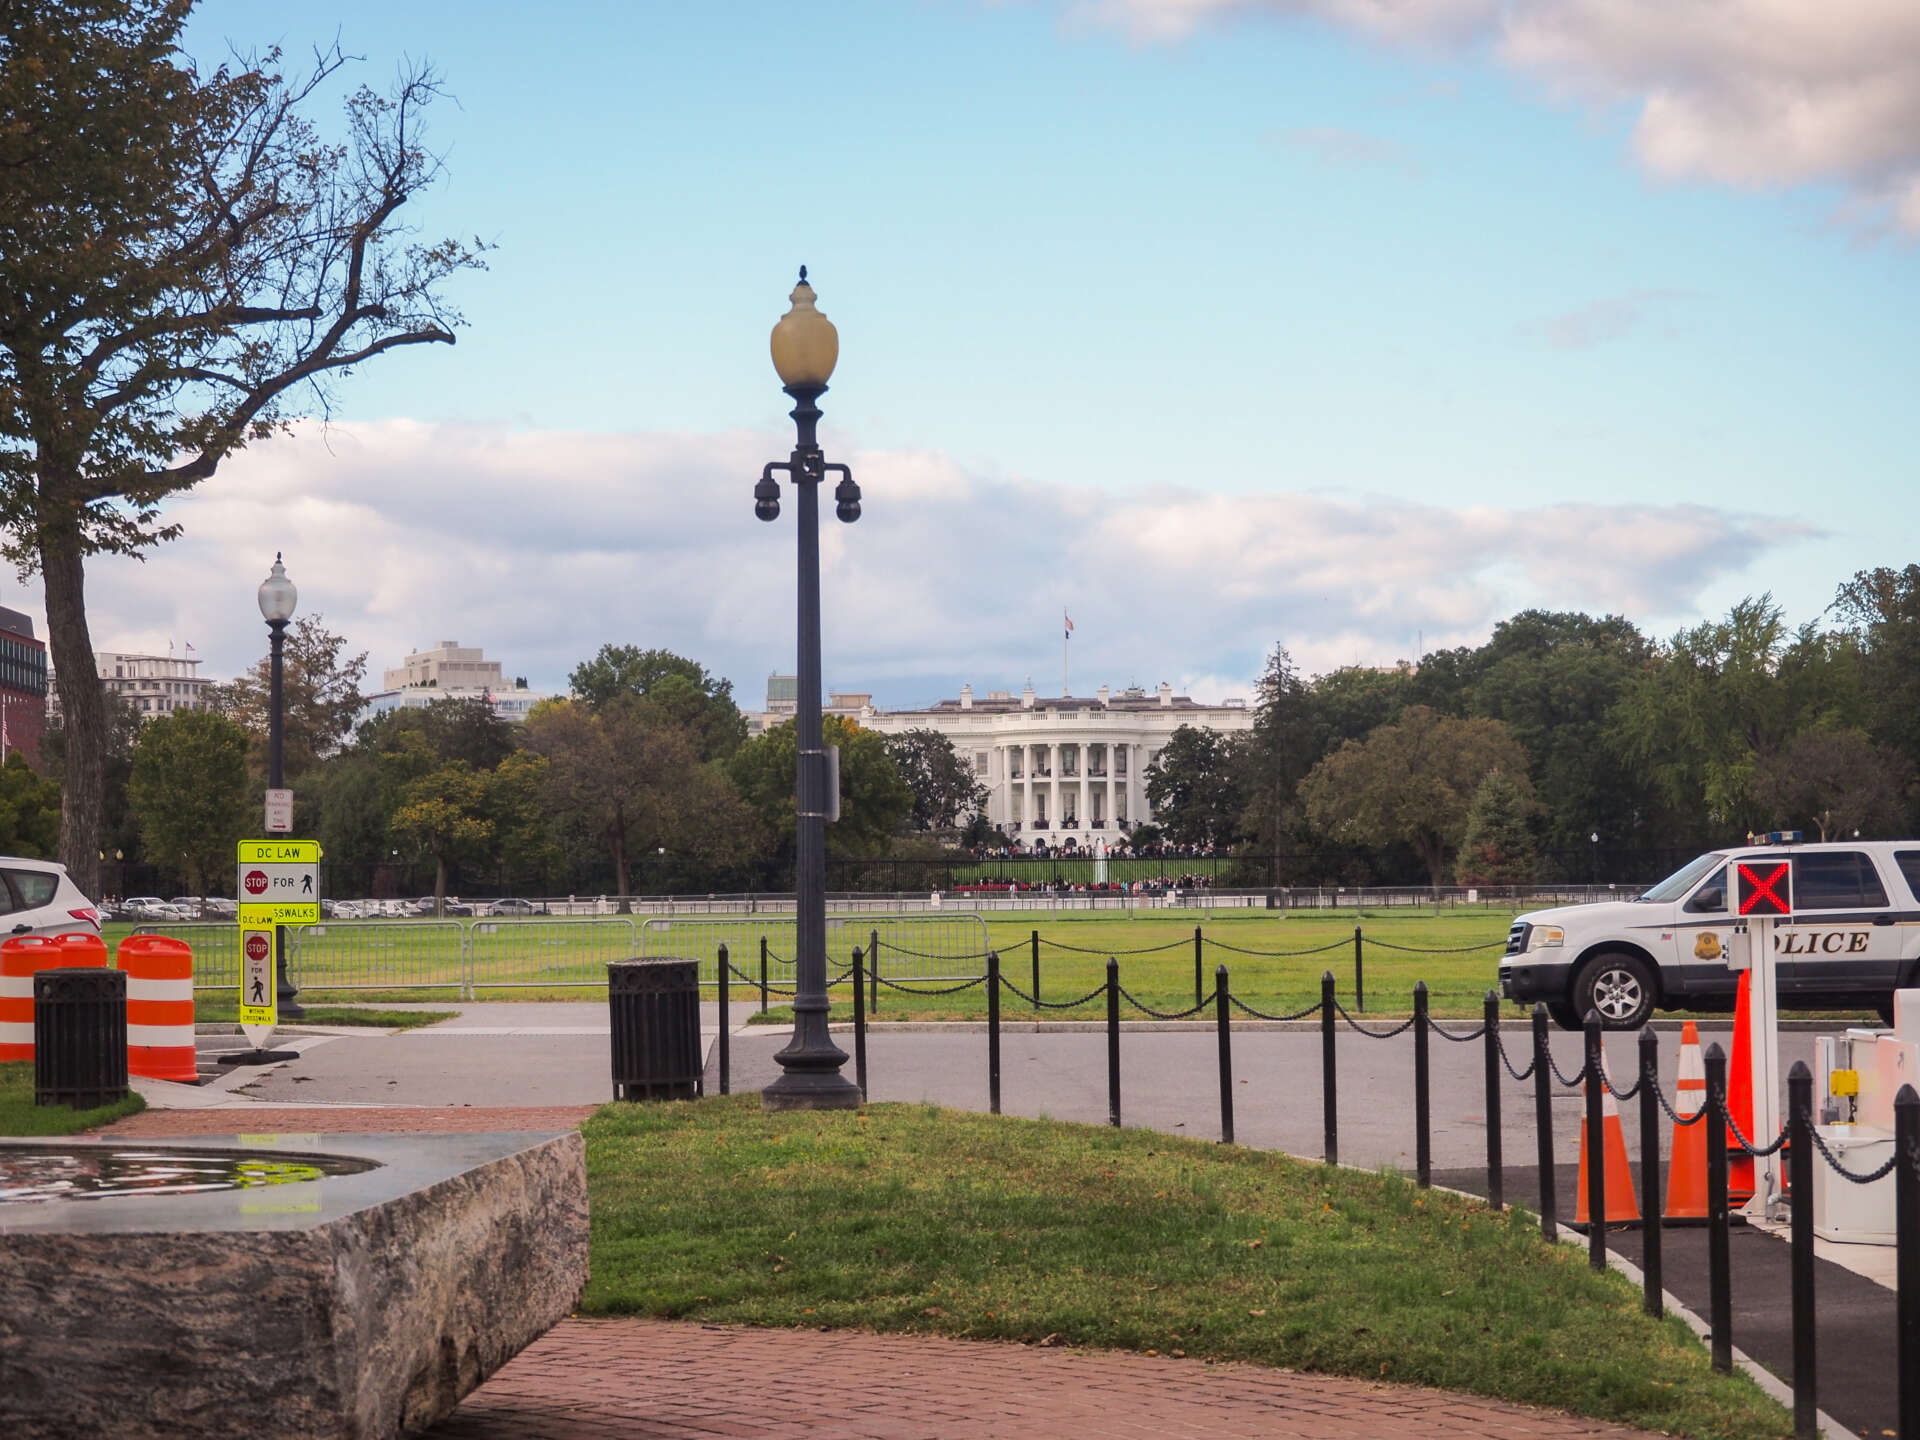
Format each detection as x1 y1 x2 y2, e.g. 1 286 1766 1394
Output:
131 923 243 989
640 913 991 985
466 918 638 993
285 920 468 992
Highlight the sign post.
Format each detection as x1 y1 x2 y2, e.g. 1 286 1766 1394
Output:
1735 857 1792 1218
220 839 321 1066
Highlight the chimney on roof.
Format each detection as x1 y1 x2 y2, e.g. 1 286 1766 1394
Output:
1021 680 1035 710
1158 682 1172 707
960 684 973 710
1097 684 1109 706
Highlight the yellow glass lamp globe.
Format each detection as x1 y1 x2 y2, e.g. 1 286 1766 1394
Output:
769 267 838 390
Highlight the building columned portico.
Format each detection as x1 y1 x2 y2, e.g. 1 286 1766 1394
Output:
757 678 1253 852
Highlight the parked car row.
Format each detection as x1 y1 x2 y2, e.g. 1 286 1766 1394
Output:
92 892 552 924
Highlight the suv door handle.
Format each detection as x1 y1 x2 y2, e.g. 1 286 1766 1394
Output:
1873 914 1894 926
9 924 29 934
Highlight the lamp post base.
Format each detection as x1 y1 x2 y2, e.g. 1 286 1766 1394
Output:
761 1059 862 1112
761 1079 863 1111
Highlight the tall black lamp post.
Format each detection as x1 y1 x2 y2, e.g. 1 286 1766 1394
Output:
757 267 862 1112
258 552 304 1019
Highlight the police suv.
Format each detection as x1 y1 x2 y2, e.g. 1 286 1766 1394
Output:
1501 839 1920 1030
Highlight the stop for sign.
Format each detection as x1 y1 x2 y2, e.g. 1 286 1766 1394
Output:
244 869 268 895
244 932 271 962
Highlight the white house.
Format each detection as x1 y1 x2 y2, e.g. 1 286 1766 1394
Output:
752 677 1254 851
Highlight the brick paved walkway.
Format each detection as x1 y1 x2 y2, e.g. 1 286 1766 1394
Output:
99 1104 599 1136
426 1318 1662 1439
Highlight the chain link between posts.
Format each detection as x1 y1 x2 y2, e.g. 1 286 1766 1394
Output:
1116 985 1215 1021
1330 998 1416 1039
1227 994 1328 1022
997 975 1110 1011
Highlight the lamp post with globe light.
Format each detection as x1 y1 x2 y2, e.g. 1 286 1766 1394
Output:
755 268 862 1112
258 553 304 1018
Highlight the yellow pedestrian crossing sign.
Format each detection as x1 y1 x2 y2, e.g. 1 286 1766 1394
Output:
239 926 277 1045
238 838 320 925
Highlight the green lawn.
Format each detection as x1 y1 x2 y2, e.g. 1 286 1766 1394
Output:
582 1096 1790 1440
109 908 1877 1025
0 1061 144 1135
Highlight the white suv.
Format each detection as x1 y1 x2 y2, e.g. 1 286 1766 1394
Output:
1502 840 1920 1030
0 859 102 938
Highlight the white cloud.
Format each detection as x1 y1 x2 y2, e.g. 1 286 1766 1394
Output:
1067 0 1920 234
1526 288 1692 349
5 420 1809 713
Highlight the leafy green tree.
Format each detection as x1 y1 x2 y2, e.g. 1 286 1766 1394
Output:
1468 610 1656 864
1608 596 1794 842
567 645 746 760
1833 564 1920 788
1239 645 1321 878
1144 725 1249 850
525 697 757 895
1751 730 1912 841
358 698 517 773
729 716 909 862
213 615 368 776
0 754 62 857
1309 665 1411 750
1299 706 1531 886
388 762 492 913
126 709 251 894
885 728 988 832
1454 770 1539 886
0 3 482 895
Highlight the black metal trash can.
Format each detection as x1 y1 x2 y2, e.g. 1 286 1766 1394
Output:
34 967 128 1109
608 958 703 1101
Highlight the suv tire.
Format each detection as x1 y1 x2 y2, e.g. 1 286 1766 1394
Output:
1545 1000 1582 1032
1573 952 1657 1030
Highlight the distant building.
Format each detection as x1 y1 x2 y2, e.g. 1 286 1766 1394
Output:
748 676 1253 851
49 648 216 732
360 640 554 726
0 608 48 765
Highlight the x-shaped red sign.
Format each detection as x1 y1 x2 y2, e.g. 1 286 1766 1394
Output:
1737 860 1791 916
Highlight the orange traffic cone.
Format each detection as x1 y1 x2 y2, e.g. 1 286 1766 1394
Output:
1663 1022 1710 1222
1725 971 1755 1204
1575 1050 1641 1227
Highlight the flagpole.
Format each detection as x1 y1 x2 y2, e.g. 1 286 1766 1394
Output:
1063 608 1069 698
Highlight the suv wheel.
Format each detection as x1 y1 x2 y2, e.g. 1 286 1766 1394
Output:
1574 952 1656 1029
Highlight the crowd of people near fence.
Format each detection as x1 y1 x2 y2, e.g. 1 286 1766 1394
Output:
952 874 1222 897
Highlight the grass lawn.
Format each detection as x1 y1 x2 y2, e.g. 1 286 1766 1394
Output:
107 908 1876 1025
0 1061 144 1136
582 1096 1790 1440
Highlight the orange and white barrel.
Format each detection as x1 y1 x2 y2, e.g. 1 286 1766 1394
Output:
0 932 109 1063
118 934 197 1083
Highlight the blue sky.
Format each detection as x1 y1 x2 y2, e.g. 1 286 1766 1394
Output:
36 0 1919 709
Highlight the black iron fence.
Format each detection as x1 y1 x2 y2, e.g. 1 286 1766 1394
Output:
710 947 1920 1440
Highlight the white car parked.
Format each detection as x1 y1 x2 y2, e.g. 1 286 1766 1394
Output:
0 859 102 937
1502 838 1920 1030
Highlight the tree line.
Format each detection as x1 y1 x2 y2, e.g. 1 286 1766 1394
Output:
37 633 999 901
1144 572 1920 888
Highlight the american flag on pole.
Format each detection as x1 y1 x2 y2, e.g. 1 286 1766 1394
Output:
1064 611 1074 640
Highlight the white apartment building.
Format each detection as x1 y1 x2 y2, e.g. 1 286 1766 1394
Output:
754 678 1254 852
359 640 554 726
50 651 217 723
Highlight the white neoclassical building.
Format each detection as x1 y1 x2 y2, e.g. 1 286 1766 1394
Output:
754 678 1254 852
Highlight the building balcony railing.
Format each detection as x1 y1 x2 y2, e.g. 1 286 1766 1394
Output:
1090 819 1106 829
1032 768 1052 777
1062 770 1078 779
1010 771 1024 780
1031 820 1051 830
1088 768 1107 778
1008 820 1022 831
